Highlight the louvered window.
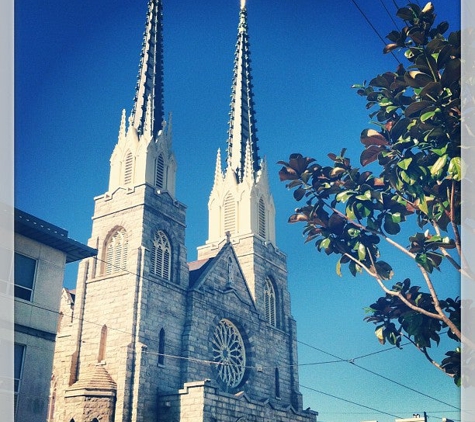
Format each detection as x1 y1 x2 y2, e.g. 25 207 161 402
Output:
223 193 236 235
124 152 133 185
104 229 128 275
264 277 276 327
152 231 171 280
155 154 165 189
258 197 266 238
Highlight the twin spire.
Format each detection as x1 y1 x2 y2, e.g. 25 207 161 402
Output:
131 0 164 138
129 0 260 182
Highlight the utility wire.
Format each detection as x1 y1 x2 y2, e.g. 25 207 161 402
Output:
379 0 401 30
350 0 402 65
300 383 403 419
14 254 459 413
298 339 461 410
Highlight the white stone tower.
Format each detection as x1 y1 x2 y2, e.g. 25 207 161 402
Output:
50 1 190 421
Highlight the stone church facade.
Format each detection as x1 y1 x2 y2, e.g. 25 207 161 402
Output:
49 1 318 421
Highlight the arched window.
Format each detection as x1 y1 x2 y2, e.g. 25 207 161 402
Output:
275 367 280 398
258 197 266 238
223 193 236 235
264 277 276 327
158 328 165 365
105 229 128 275
155 154 165 189
124 151 133 185
98 325 107 362
151 231 171 280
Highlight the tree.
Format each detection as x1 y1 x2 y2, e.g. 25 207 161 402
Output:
278 2 468 385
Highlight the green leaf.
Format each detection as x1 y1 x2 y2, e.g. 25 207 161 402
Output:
336 190 354 203
397 157 413 170
357 242 367 260
415 253 434 272
336 258 342 277
430 155 447 178
448 156 462 181
420 110 436 122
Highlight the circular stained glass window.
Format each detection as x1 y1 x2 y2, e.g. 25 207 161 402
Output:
212 319 246 388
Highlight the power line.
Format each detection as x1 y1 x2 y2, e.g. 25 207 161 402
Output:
350 0 402 65
300 383 403 419
298 339 460 411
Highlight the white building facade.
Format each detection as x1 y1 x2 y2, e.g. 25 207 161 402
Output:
14 209 96 422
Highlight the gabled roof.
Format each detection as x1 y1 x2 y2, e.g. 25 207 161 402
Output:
188 257 214 286
14 208 97 263
188 242 257 311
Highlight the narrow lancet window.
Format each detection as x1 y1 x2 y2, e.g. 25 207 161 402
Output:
258 197 266 238
224 193 236 236
98 325 107 362
124 151 133 185
152 231 171 280
105 229 128 275
264 277 276 327
155 154 165 189
158 328 165 365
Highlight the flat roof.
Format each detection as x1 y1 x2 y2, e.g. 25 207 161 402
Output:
15 208 97 263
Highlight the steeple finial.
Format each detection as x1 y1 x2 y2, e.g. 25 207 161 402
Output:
226 1 260 183
130 0 164 138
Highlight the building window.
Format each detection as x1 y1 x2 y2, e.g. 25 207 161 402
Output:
155 154 165 189
14 344 25 411
14 253 36 301
98 325 107 362
224 193 236 235
151 231 171 280
264 277 276 327
258 197 266 238
105 229 128 275
275 368 281 398
124 151 133 185
158 328 165 365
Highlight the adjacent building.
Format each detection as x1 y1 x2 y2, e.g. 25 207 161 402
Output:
49 0 318 421
14 209 96 422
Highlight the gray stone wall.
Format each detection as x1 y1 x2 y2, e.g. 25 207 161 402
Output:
158 380 317 422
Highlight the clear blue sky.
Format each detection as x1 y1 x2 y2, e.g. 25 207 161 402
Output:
15 1 463 421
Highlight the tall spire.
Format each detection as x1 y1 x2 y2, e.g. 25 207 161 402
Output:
131 0 164 138
226 1 260 182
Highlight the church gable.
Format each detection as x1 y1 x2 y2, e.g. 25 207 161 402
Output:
189 242 256 309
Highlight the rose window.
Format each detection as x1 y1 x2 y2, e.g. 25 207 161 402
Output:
212 319 246 388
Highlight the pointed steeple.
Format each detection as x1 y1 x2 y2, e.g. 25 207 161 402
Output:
131 0 164 138
226 0 260 182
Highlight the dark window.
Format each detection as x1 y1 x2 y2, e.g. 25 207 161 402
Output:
275 367 280 398
14 343 25 411
158 328 165 365
14 253 36 301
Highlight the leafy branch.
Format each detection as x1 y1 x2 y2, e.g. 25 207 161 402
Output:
278 2 465 385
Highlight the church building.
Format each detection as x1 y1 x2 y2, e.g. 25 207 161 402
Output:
50 1 318 421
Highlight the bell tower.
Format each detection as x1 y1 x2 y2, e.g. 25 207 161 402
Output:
51 1 189 421
197 1 277 299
